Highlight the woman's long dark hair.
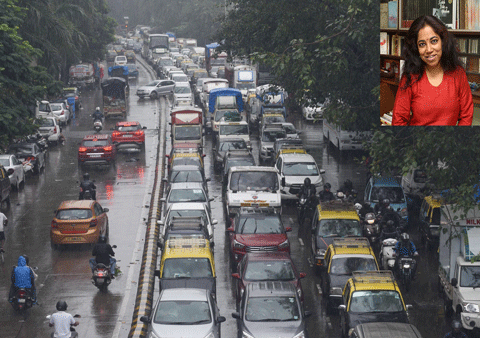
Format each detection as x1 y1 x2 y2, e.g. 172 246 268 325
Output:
402 15 463 89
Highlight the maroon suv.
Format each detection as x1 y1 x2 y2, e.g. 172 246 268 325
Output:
78 134 116 167
227 208 291 270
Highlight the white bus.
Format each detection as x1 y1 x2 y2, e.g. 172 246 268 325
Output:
142 33 169 59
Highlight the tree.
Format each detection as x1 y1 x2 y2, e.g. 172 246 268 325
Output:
366 127 480 212
215 0 379 131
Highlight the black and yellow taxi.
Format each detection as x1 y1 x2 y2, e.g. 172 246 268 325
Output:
156 237 216 295
418 195 443 250
310 201 363 271
338 271 411 338
321 238 379 314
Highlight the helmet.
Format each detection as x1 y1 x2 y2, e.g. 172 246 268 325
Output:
355 203 362 211
336 191 345 199
95 107 100 111
386 220 395 228
56 300 68 311
83 173 90 180
383 199 390 207
401 232 410 242
324 183 331 190
304 178 311 187
344 179 353 190
98 235 107 243
366 213 375 224
452 320 462 331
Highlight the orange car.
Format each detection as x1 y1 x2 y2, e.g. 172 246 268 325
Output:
50 200 109 248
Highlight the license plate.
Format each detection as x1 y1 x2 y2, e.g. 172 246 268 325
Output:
88 153 102 158
18 299 26 303
123 134 133 138
96 278 104 283
67 237 83 242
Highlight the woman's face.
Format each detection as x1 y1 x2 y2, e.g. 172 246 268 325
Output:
417 24 443 70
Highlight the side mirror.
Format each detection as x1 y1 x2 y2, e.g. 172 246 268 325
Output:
232 273 240 279
451 278 458 287
157 241 163 250
154 269 160 277
406 304 413 310
338 304 346 312
157 220 164 226
165 154 170 158
162 178 167 182
281 177 286 187
217 316 226 323
142 126 147 129
285 227 292 232
232 312 241 319
304 310 313 318
299 272 307 279
112 245 117 248
206 178 211 182
227 227 234 232
160 198 166 203
320 169 326 175
140 316 150 323
212 219 218 225
103 208 109 212
209 197 214 202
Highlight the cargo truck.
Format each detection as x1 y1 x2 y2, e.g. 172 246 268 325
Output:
101 77 127 119
225 65 257 102
170 107 204 148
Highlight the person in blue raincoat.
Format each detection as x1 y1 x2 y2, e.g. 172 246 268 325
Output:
9 255 36 303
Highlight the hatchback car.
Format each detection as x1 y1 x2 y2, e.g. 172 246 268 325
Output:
259 125 287 165
136 79 175 99
165 164 210 194
161 182 213 216
78 134 117 167
173 83 194 107
141 288 226 338
36 116 62 145
114 55 128 66
50 200 109 248
364 176 408 220
50 102 71 125
125 63 139 78
7 142 45 175
111 121 146 151
0 154 25 190
62 87 81 108
232 281 312 338
213 138 249 172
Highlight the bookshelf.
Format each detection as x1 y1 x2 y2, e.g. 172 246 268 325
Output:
380 0 480 117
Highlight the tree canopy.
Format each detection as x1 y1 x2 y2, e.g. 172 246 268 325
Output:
215 0 379 131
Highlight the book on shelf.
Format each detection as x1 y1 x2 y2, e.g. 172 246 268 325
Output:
457 38 468 53
388 1 398 28
381 3 389 28
401 0 457 29
391 35 401 56
380 32 389 55
465 0 480 30
468 39 479 54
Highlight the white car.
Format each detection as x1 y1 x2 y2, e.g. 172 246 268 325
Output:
50 102 70 125
302 100 325 121
36 116 62 144
114 55 128 66
0 154 25 190
173 83 194 107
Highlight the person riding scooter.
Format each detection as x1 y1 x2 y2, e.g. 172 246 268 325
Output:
379 220 400 242
297 178 318 205
49 300 79 338
394 232 418 277
91 107 104 121
443 320 468 338
79 173 96 200
318 183 335 202
9 255 36 304
89 236 116 277
374 198 391 216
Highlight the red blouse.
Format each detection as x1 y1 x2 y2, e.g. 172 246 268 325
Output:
392 66 473 126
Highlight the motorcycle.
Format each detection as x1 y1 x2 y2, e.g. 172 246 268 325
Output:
11 288 34 316
397 256 416 291
93 118 103 132
297 195 317 226
79 187 95 200
92 263 113 290
379 237 398 270
363 212 381 252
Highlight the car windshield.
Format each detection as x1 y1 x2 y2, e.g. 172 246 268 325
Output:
225 159 255 172
219 141 247 152
220 125 249 136
316 219 362 237
82 140 109 147
172 157 202 167
371 186 406 204
237 215 282 234
154 300 212 325
283 124 296 134
350 290 404 313
56 209 92 220
175 126 201 140
229 171 278 192
245 260 295 281
9 145 33 154
283 162 319 176
170 170 203 183
329 257 377 275
175 86 191 94
214 110 239 122
167 209 208 225
160 59 174 66
262 130 286 142
117 125 140 132
460 266 480 287
162 258 213 278
205 82 227 92
245 297 300 322
168 188 206 203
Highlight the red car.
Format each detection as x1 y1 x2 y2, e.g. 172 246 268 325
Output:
227 207 291 270
78 134 116 167
232 252 306 304
111 121 146 150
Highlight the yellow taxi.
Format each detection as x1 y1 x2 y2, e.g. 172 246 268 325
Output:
166 143 205 174
311 200 362 269
419 195 443 250
260 112 285 130
50 200 109 248
157 237 216 295
338 271 411 337
321 238 379 313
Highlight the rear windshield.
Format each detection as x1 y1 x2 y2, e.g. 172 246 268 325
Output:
168 188 206 203
56 209 92 220
162 258 213 278
82 140 109 147
170 170 203 183
229 171 278 192
37 119 54 127
117 125 140 132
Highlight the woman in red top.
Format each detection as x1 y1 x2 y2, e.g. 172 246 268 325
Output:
392 15 473 126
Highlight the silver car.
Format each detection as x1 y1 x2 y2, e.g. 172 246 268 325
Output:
141 288 226 338
0 154 25 190
161 182 213 217
136 79 175 99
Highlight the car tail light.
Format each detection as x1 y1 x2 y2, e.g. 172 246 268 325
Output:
17 290 26 297
134 130 144 136
79 147 87 152
112 131 120 138
104 146 113 152
26 157 35 161
90 219 98 227
60 111 65 116
51 220 58 228
53 126 57 133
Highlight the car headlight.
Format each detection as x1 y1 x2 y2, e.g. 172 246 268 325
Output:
233 240 245 250
278 240 290 249
293 331 306 338
463 303 480 313
242 331 255 338
203 332 215 338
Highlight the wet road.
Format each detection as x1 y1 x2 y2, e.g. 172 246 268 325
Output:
0 58 453 338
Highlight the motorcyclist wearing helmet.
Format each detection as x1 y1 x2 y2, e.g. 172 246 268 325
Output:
443 320 468 338
89 235 116 276
394 232 418 277
379 220 400 241
91 107 104 121
9 255 36 304
49 300 79 338
339 179 353 195
297 178 318 203
374 198 391 216
79 173 96 200
318 183 335 202
358 202 375 219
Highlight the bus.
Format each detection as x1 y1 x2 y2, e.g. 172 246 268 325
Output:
142 33 169 59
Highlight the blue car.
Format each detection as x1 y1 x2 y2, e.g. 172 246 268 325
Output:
364 176 408 220
126 63 139 78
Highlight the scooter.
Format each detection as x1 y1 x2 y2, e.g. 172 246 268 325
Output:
92 263 113 290
363 212 381 252
79 187 96 200
93 118 103 132
11 288 34 316
379 237 398 270
297 196 316 226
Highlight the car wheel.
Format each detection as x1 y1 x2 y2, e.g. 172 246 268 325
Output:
150 91 158 100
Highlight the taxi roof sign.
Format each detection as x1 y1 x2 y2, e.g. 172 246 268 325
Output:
352 270 394 284
319 200 356 212
332 237 370 249
167 237 208 249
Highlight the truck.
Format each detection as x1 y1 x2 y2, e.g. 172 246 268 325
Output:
439 203 480 331
208 88 244 138
225 65 257 102
170 107 204 148
255 84 287 118
205 42 227 73
68 63 95 89
101 77 127 119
